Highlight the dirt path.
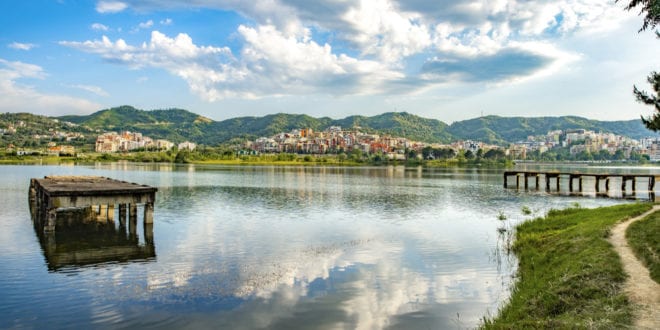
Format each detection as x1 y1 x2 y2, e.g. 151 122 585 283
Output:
609 205 660 329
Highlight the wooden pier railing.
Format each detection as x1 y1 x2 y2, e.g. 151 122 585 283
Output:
503 171 658 199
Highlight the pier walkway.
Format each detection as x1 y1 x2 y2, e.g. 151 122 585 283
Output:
29 176 157 232
503 171 658 199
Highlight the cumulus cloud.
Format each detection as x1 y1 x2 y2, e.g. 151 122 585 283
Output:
96 1 127 13
8 42 36 51
91 23 109 31
0 58 100 115
138 20 154 29
67 0 631 101
60 30 402 100
160 18 173 26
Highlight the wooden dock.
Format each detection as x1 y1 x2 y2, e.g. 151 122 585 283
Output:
29 176 157 232
503 171 658 199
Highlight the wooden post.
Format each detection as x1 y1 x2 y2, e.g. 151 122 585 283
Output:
503 174 508 188
535 175 540 190
632 177 636 194
516 174 520 189
595 177 600 193
546 175 550 191
569 175 574 192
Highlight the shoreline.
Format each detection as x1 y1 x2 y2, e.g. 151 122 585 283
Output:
483 203 654 328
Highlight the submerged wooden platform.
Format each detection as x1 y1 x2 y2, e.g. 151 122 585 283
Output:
503 171 658 199
29 176 157 232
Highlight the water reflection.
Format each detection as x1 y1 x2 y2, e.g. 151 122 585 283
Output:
2 164 641 329
33 208 155 271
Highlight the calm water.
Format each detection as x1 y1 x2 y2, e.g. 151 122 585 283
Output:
0 163 650 329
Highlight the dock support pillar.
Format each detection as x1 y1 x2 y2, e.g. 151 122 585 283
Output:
45 208 56 232
144 223 154 245
578 177 583 192
503 175 508 188
622 178 627 195
107 204 114 221
129 204 137 221
606 178 610 192
118 204 127 225
535 175 540 190
595 177 600 193
144 203 154 224
99 204 108 221
516 174 520 189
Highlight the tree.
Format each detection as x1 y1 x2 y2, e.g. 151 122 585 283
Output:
618 0 660 130
618 0 660 32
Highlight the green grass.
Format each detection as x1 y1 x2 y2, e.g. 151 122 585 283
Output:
626 211 660 284
483 203 653 329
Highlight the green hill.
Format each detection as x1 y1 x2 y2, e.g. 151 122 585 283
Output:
447 115 658 143
1 106 651 147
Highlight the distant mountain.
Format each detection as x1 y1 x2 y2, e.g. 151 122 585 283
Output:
447 115 658 143
58 107 455 144
1 105 651 146
59 105 215 144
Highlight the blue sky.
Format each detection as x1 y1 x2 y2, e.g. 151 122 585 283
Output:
0 0 658 122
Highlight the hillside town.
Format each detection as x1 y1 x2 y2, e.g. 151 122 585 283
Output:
94 131 196 153
244 126 660 161
3 116 660 162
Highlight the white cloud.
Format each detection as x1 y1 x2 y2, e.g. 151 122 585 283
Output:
61 0 639 106
60 29 402 101
8 42 36 51
138 20 154 29
91 23 109 31
69 84 110 97
95 1 127 14
0 58 100 115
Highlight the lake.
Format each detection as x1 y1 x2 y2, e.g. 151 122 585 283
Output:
0 163 650 329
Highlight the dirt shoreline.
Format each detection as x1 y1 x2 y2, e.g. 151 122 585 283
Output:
609 205 660 329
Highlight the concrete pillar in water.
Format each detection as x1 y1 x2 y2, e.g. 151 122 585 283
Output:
144 223 154 245
45 208 56 232
118 204 127 225
99 204 108 221
535 175 540 190
622 177 627 195
107 204 115 221
579 176 583 192
129 204 137 237
144 203 154 224
129 204 138 221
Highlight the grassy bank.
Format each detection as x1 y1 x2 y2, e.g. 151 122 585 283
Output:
626 211 660 284
483 203 652 329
